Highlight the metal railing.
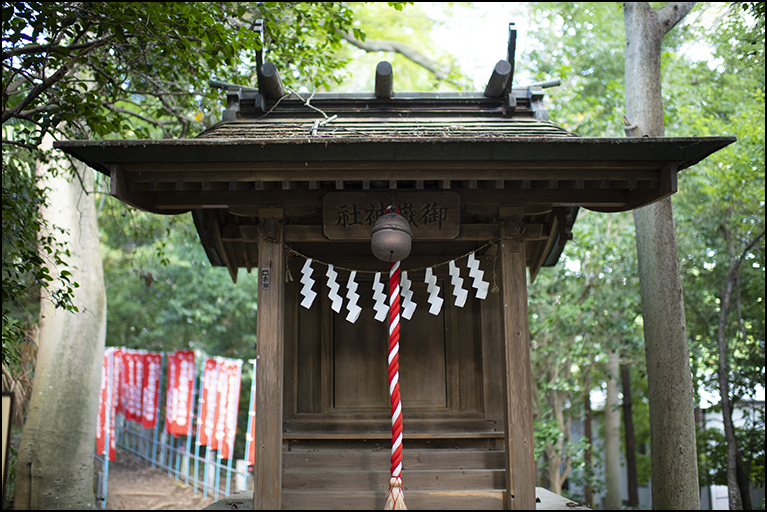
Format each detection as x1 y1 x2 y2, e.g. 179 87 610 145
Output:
116 417 251 502
94 352 256 509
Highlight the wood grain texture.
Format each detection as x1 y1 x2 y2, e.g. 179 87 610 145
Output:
499 218 536 510
254 218 285 510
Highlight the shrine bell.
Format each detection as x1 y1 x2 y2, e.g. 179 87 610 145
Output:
370 210 413 262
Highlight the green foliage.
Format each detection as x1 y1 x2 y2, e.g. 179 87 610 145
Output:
526 2 627 136
2 2 363 143
671 4 766 411
530 209 643 494
2 429 20 510
99 197 259 357
1 0 367 371
331 2 472 92
697 405 766 488
524 0 765 495
1 142 79 368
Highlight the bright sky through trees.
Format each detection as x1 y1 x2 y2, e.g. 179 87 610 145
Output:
424 2 729 91
423 2 534 89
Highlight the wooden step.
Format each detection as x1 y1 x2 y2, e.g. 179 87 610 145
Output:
282 468 505 491
281 489 505 510
282 449 505 470
204 488 592 511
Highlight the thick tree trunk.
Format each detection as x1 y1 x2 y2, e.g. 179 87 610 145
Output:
15 152 106 509
604 350 622 510
623 2 700 509
621 363 639 508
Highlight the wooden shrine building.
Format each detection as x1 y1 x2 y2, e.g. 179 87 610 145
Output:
56 30 734 510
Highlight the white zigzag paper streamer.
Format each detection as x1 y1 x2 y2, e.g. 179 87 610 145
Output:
400 271 416 320
299 259 317 309
467 253 489 300
326 264 343 313
424 267 443 315
345 271 361 323
449 260 468 308
372 272 389 322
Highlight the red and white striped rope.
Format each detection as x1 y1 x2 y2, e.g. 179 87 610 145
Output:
385 259 406 509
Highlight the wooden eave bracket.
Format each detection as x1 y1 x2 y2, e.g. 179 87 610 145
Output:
555 209 575 248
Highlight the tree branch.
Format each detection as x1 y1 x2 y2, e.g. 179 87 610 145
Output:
2 36 114 125
657 2 697 36
101 102 169 127
1 139 40 150
1 35 114 61
737 229 766 268
1 62 42 96
3 75 32 96
339 31 449 80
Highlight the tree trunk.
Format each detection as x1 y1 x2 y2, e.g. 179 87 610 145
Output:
718 223 743 510
15 151 107 510
621 362 639 508
545 357 573 496
623 2 700 509
584 382 594 508
604 350 622 510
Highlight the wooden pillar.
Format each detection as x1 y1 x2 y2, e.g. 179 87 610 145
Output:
499 213 536 510
254 212 285 509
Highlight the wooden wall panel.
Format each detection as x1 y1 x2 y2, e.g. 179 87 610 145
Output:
332 278 450 411
284 267 298 418
454 296 483 412
480 265 505 425
399 281 447 409
333 302 389 409
296 282 323 414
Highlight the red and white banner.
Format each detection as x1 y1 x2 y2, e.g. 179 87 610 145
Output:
97 346 249 462
218 359 242 460
197 358 219 446
166 350 195 436
247 360 257 466
122 350 143 422
210 359 228 451
164 352 176 434
122 350 134 421
96 348 117 461
141 353 162 429
133 350 146 422
113 348 124 416
115 348 130 418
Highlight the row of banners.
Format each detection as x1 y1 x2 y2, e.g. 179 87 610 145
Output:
97 348 254 464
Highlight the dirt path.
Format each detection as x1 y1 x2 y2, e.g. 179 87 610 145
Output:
101 449 216 510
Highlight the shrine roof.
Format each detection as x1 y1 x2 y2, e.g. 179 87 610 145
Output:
196 116 575 141
194 89 577 141
53 90 735 283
